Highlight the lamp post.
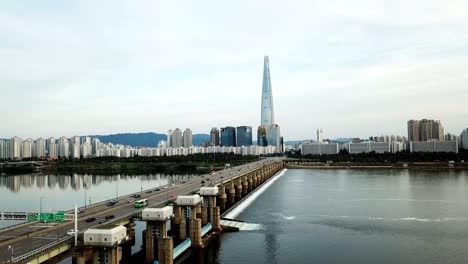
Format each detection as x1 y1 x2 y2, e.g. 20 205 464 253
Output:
84 187 87 210
39 196 46 222
8 245 13 262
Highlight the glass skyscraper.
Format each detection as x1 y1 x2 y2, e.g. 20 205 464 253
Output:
258 56 282 150
221 127 236 147
236 126 253 147
261 56 275 126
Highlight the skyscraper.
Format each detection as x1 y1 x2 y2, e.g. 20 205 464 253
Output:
182 128 193 147
221 127 236 147
261 56 275 126
237 126 253 146
258 56 282 149
210 128 220 146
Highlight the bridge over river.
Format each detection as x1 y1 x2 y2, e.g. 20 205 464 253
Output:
0 158 284 264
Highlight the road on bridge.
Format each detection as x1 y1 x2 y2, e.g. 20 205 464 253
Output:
0 158 281 263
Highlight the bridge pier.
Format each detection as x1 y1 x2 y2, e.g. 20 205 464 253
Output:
235 180 243 201
176 195 203 248
227 182 236 205
142 206 173 264
200 187 222 232
242 176 248 196
217 185 227 212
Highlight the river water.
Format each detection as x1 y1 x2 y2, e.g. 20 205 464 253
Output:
186 168 468 264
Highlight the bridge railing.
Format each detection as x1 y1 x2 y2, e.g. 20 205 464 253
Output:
12 236 73 263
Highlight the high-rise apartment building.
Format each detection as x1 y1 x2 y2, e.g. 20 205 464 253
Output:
461 128 468 150
22 139 33 158
0 140 7 159
34 138 46 158
182 128 193 147
58 136 69 158
267 124 281 148
407 119 444 141
10 137 22 160
172 128 182 148
221 127 236 147
236 126 253 147
47 138 58 158
210 128 220 146
167 130 173 148
317 129 323 142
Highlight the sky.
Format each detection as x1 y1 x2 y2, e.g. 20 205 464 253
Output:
1 0 468 140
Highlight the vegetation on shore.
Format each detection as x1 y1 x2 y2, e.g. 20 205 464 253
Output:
288 151 468 165
36 154 261 174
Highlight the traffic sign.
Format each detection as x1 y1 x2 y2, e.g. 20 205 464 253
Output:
40 213 55 222
27 213 38 222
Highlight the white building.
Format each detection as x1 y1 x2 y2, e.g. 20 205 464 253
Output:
58 137 69 158
34 138 46 158
21 139 33 158
10 137 22 160
183 128 193 147
81 143 92 158
0 140 8 159
301 143 339 155
316 129 323 142
47 138 58 158
410 141 458 153
346 142 391 154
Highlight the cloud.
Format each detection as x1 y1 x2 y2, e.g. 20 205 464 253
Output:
0 0 467 139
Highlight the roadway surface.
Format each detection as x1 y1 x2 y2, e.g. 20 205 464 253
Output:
0 158 280 263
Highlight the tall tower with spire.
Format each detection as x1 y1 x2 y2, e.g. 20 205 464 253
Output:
261 56 275 126
258 56 282 151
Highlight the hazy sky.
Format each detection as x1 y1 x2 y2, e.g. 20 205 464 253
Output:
1 0 468 140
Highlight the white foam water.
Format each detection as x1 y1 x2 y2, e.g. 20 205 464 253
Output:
224 168 288 219
272 213 296 220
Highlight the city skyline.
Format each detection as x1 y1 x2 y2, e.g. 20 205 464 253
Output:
1 1 468 139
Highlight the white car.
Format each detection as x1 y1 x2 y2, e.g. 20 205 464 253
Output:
163 186 168 189
67 229 77 236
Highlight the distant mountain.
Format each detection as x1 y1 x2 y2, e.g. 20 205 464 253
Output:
90 132 210 147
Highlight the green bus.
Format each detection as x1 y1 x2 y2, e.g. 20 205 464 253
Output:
134 199 148 208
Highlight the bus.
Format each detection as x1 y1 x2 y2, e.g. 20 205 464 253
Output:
134 199 148 208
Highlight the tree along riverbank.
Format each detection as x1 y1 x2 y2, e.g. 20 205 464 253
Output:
0 154 261 175
287 151 468 170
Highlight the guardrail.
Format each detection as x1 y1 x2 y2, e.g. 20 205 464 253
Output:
12 236 73 263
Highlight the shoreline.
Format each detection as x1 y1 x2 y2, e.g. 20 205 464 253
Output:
286 163 468 170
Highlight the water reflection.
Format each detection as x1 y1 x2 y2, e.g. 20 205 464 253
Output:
0 173 196 192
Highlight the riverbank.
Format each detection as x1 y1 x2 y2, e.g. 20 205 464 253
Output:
0 154 261 175
286 161 468 170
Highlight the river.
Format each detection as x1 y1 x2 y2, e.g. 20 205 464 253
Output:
185 168 468 264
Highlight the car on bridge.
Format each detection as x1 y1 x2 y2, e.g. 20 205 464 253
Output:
66 229 77 236
132 194 141 198
107 200 118 206
85 217 96 222
105 215 114 220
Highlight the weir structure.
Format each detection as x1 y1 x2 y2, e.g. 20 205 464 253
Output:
0 158 284 264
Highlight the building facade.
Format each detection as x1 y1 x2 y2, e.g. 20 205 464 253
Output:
236 126 252 147
182 128 192 147
408 119 444 142
221 127 236 147
461 129 468 150
210 128 220 146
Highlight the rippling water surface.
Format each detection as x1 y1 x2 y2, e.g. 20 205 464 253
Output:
186 169 468 264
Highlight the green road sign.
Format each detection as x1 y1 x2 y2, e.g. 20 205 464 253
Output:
40 213 55 222
54 212 64 222
27 213 38 222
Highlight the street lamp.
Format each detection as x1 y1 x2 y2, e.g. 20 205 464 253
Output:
39 196 46 222
8 245 13 262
